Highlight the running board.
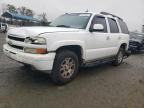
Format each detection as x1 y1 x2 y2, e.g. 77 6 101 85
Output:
82 57 115 67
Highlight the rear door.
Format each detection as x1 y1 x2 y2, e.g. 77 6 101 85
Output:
117 19 129 50
107 17 120 54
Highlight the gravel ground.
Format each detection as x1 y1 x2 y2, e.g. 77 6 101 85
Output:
0 33 144 108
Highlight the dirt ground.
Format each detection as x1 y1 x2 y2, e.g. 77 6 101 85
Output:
0 33 144 108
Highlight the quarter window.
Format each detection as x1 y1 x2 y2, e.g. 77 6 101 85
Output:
108 18 119 33
118 19 129 34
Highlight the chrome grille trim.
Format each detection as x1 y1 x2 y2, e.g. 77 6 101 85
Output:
8 35 25 42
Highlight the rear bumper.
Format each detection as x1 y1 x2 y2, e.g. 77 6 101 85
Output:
3 44 56 73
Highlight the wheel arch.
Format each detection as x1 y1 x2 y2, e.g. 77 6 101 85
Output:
55 45 84 65
120 43 128 50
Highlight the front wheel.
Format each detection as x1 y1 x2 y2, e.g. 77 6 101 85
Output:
113 48 124 66
50 50 79 85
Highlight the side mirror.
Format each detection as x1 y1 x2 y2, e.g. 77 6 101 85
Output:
90 24 104 32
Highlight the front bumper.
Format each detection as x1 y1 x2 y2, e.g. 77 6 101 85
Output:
3 44 56 73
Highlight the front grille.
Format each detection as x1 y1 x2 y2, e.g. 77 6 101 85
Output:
8 35 25 42
8 43 24 50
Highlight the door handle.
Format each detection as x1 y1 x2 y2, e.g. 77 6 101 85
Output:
106 36 110 40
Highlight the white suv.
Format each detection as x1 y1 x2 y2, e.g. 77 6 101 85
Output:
3 12 130 84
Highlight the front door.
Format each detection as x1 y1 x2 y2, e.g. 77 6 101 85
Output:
85 15 112 61
86 16 109 60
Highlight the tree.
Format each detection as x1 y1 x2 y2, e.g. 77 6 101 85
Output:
17 6 26 15
17 6 34 16
39 13 47 22
38 13 49 26
7 4 17 13
25 9 34 16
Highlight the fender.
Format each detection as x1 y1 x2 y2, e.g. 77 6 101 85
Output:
49 40 86 59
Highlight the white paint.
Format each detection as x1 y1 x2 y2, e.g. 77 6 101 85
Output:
3 12 129 71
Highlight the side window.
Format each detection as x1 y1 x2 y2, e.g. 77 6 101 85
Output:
118 19 129 34
108 18 119 33
91 16 107 33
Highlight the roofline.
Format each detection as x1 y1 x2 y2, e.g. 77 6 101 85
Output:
64 11 123 21
100 12 123 21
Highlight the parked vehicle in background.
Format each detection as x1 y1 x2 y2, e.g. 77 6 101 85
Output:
0 22 8 33
0 23 5 32
3 12 130 85
129 32 144 53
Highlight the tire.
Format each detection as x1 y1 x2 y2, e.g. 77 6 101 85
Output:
50 50 79 85
113 48 124 66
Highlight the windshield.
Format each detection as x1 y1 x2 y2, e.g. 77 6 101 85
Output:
49 13 92 29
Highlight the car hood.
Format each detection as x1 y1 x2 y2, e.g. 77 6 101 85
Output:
7 26 81 37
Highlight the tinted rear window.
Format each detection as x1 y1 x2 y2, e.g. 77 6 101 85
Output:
108 18 119 33
118 19 129 34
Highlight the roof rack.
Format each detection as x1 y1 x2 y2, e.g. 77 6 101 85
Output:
100 12 123 21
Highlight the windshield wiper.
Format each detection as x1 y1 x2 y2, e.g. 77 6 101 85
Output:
56 25 71 28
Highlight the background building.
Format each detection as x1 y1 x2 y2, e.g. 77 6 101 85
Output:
0 3 49 26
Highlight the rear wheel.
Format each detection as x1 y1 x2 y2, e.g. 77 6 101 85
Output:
51 50 79 85
113 48 124 66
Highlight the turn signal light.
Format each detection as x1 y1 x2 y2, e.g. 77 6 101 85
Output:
24 48 47 54
36 48 47 54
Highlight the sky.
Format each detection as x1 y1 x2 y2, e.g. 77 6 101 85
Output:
0 0 144 32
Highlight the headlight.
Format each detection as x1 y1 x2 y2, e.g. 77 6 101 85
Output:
24 37 47 54
25 37 46 45
24 47 47 54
